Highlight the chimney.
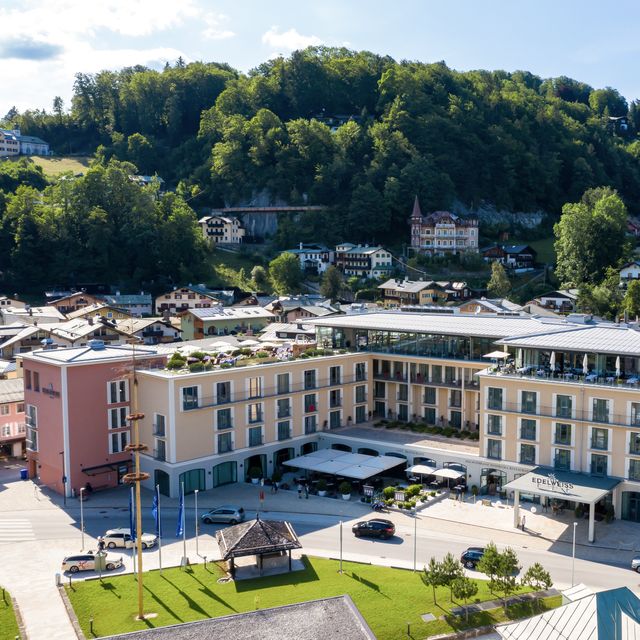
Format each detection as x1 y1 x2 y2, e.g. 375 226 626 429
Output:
88 316 94 325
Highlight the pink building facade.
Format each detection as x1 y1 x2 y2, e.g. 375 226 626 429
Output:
0 378 25 458
23 342 165 497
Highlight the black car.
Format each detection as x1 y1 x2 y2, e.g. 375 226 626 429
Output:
460 547 485 569
352 518 396 539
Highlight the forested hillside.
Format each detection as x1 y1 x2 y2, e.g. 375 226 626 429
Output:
3 46 640 286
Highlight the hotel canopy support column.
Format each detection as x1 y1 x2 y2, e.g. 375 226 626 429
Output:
503 467 620 543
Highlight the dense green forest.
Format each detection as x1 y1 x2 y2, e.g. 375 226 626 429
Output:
2 47 640 289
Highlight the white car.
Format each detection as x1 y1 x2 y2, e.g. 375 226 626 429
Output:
631 557 640 572
62 552 123 574
103 528 157 550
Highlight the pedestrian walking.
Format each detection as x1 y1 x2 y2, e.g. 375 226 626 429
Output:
97 536 105 552
304 483 309 499
521 515 526 531
297 483 303 499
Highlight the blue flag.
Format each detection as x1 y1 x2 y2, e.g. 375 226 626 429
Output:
151 485 161 538
129 486 137 542
176 484 184 538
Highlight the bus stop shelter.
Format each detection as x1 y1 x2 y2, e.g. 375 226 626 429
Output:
503 467 620 543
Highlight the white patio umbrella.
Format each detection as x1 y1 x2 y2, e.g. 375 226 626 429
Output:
616 356 621 378
582 353 589 375
483 351 510 359
549 351 556 372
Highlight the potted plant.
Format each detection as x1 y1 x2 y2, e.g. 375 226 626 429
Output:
316 479 328 497
339 481 352 500
248 466 262 484
271 470 282 489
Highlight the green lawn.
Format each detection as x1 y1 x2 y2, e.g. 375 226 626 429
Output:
530 237 556 266
0 586 20 640
28 155 93 178
65 557 559 639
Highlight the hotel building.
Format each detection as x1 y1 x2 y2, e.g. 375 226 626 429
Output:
21 312 640 540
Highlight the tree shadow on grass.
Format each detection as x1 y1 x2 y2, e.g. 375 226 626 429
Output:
347 571 390 599
186 571 237 612
233 557 320 593
159 575 212 617
99 581 121 599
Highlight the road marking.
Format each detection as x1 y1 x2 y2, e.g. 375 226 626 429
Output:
0 518 36 542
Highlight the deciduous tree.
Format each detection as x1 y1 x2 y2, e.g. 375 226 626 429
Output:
269 252 303 294
320 265 344 301
451 576 478 622
487 261 511 298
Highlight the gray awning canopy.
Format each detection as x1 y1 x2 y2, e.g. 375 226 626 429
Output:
503 467 620 504
283 450 405 480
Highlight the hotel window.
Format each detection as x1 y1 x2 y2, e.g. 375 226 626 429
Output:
554 448 571 471
374 381 385 398
248 377 262 399
520 419 537 441
153 414 166 437
110 431 130 453
304 370 316 390
592 398 609 423
276 373 290 395
329 366 341 386
445 366 456 383
449 389 462 408
431 365 442 383
329 390 341 408
487 414 502 436
449 410 462 429
248 403 263 424
631 403 640 426
277 421 291 441
520 444 536 465
109 407 128 429
217 408 233 430
0 405 8 415
355 362 367 382
424 407 436 424
487 439 502 460
554 423 572 446
153 439 166 461
216 381 231 404
355 405 367 424
304 394 317 412
591 427 608 450
277 398 291 419
182 386 199 410
590 453 608 476
555 395 572 419
398 404 409 421
329 410 341 429
487 388 503 411
304 415 317 434
355 385 367 403
33 372 40 392
108 380 128 404
521 390 537 414
25 370 32 390
16 403 24 413
217 431 233 453
398 384 408 402
629 459 640 481
631 432 640 455
423 387 436 404
248 427 262 447
1 425 10 436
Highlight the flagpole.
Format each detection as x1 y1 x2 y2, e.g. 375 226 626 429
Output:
181 482 187 565
130 486 136 579
156 484 162 574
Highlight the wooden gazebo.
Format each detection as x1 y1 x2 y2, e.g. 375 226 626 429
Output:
215 516 302 577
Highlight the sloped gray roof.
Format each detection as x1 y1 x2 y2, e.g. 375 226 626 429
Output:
0 378 24 403
216 518 301 559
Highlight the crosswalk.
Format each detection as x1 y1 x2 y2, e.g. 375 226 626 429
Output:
0 518 36 543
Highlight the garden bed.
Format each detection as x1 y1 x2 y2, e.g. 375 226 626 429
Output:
374 420 480 441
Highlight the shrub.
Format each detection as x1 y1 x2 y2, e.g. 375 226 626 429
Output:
238 348 252 356
316 479 327 491
382 486 396 500
220 362 233 369
248 466 262 480
167 353 187 369
406 484 423 498
339 481 352 495
256 351 269 358
429 491 436 497
188 362 204 372
442 427 454 437
575 505 583 518
190 351 206 360
471 485 479 496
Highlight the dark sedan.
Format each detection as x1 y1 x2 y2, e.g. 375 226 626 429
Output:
352 518 396 539
460 547 485 569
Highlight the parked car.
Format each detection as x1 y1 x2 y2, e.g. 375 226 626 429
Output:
352 518 396 539
200 505 245 525
631 556 640 572
460 547 486 569
103 528 157 549
62 552 123 574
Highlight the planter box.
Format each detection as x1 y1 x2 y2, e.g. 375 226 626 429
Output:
341 493 351 501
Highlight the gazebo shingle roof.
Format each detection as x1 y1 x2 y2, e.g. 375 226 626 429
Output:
216 518 302 559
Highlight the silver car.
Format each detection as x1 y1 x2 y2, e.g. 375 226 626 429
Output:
62 552 123 573
631 557 640 572
201 505 245 525
103 528 157 549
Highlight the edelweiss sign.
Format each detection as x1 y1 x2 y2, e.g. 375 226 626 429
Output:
531 473 574 495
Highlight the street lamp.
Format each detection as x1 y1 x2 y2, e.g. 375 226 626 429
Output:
412 508 418 572
571 521 578 587
194 489 199 557
59 451 66 507
80 487 85 550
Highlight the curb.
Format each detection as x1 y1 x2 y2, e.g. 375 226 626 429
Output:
11 595 28 640
58 585 85 640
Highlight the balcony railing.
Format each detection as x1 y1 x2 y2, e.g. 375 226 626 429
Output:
410 375 480 390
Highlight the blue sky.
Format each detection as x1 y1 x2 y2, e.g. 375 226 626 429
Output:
2 0 640 116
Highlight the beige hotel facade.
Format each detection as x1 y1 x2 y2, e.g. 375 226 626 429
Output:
132 312 640 538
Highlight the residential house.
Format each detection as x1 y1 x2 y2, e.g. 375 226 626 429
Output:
334 243 393 279
155 286 221 314
531 290 579 314
409 196 478 255
0 128 49 155
180 306 275 340
129 175 165 189
266 299 341 323
0 130 20 156
47 292 103 315
100 293 153 317
620 261 640 284
65 303 131 322
378 278 471 307
22 343 165 493
258 322 316 343
117 318 181 345
198 215 246 244
1 305 66 326
0 378 25 457
627 218 640 237
458 298 524 315
0 296 26 309
285 243 333 274
482 244 537 271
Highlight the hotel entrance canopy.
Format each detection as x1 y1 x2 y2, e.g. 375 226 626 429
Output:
503 467 620 504
283 449 405 480
503 467 620 543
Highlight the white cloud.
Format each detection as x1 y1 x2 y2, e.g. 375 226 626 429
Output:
261 26 322 52
202 11 234 40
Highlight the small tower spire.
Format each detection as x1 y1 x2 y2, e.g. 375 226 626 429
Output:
411 195 422 219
